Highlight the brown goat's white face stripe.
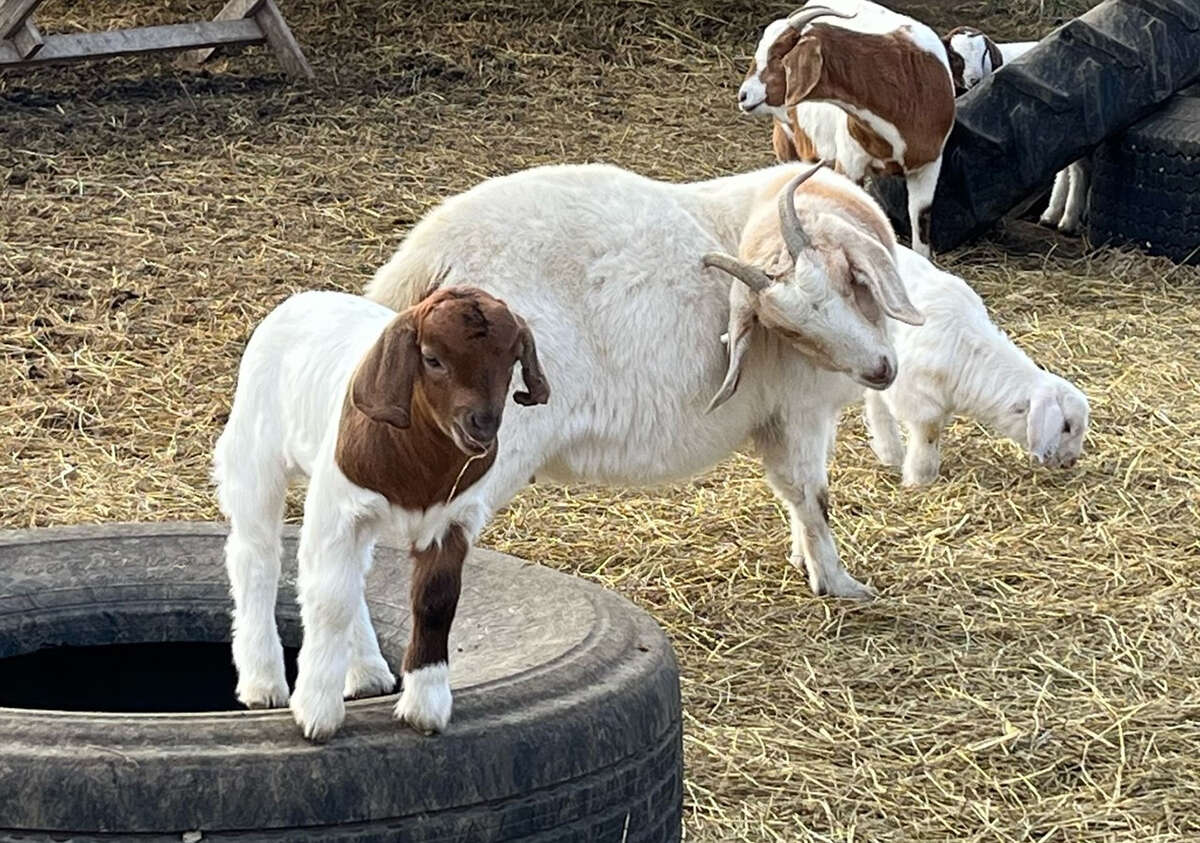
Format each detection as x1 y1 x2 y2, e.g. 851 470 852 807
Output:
739 18 794 116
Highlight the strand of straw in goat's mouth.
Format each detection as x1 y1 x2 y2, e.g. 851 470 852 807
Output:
446 447 489 504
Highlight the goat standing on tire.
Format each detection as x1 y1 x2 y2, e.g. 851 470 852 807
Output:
213 286 549 741
738 1 956 258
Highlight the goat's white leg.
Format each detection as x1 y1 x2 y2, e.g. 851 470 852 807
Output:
756 416 876 600
216 444 290 709
289 472 377 742
864 391 904 467
343 559 396 700
1057 159 1089 234
901 416 946 487
906 159 942 258
1040 168 1070 228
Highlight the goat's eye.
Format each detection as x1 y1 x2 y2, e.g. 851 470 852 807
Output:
1063 421 1072 434
423 355 443 370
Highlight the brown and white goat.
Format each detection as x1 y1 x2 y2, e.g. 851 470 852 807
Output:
213 285 549 741
739 1 956 257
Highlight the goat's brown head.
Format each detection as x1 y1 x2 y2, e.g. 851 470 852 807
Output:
738 7 855 117
348 286 549 456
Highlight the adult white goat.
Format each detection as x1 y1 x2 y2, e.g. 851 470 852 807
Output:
941 26 1090 233
365 161 923 599
864 247 1090 485
738 1 956 258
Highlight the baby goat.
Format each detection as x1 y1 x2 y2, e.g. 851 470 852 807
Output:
213 286 549 741
864 248 1089 485
739 0 956 258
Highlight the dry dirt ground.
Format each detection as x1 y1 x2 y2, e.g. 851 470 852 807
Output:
3 1 1199 840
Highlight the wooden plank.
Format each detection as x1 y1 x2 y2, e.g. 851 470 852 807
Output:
10 17 41 58
183 0 267 67
0 18 264 68
0 0 44 39
254 0 312 79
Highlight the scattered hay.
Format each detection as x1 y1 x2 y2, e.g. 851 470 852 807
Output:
3 1 1198 840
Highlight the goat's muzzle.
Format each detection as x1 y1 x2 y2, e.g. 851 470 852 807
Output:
858 356 896 391
451 409 498 456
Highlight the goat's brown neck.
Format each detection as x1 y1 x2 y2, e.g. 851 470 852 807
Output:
802 24 954 168
334 386 495 510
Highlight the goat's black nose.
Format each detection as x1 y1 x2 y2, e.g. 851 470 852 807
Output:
738 89 749 103
468 410 499 441
867 357 894 387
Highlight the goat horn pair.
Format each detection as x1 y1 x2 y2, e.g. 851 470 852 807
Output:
786 5 857 31
777 161 826 259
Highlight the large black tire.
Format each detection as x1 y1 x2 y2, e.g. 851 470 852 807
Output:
1088 84 1200 263
870 0 1200 252
0 523 683 842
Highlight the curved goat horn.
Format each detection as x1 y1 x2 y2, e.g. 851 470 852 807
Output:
776 161 826 259
786 5 857 31
702 252 773 293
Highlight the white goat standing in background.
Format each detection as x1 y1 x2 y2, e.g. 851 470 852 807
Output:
941 26 1090 234
864 247 1090 486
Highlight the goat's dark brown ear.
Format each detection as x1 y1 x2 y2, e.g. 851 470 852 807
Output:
512 315 550 406
349 312 419 428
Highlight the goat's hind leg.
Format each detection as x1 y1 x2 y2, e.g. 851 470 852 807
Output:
220 472 290 709
906 159 942 259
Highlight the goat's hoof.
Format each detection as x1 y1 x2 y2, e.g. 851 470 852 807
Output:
394 664 452 735
236 678 290 709
1038 213 1061 228
827 576 878 601
343 659 397 700
869 441 904 467
901 471 937 487
1057 218 1081 235
290 689 346 743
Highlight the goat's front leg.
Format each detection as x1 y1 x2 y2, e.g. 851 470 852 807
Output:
906 159 942 258
901 416 946 487
756 418 876 600
343 583 396 700
289 479 376 741
394 523 467 734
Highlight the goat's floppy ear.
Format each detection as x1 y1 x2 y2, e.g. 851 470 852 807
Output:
1027 389 1064 464
349 312 419 429
849 239 925 326
707 280 758 413
513 315 550 406
782 37 823 105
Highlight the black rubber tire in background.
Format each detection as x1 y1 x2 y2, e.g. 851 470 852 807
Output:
869 0 1200 252
1088 84 1200 263
0 523 683 843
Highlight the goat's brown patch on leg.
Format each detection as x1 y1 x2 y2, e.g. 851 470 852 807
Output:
405 524 468 672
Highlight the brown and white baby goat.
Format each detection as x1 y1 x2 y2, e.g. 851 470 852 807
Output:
213 286 549 742
739 0 956 258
